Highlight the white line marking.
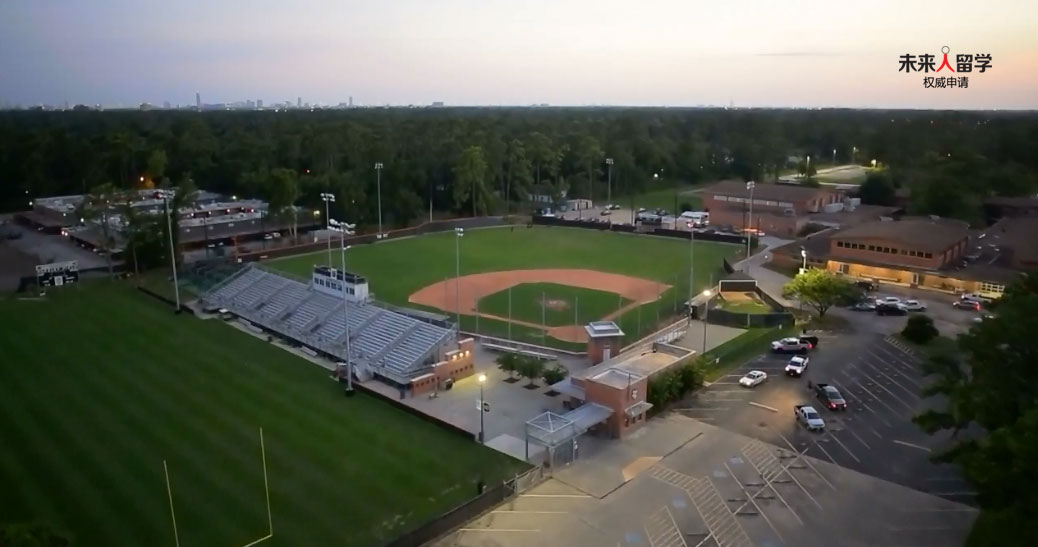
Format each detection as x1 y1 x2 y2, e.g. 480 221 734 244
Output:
848 376 903 417
856 358 923 400
893 440 932 452
724 461 787 543
459 528 541 532
776 431 836 491
840 423 873 450
826 432 862 463
749 401 779 412
491 510 568 514
519 494 591 498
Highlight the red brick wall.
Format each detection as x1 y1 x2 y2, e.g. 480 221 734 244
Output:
587 336 623 365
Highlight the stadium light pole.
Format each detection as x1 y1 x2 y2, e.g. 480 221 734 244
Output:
605 158 614 207
330 218 357 395
374 162 384 240
687 221 695 322
478 373 487 444
745 181 755 262
701 289 711 355
455 228 464 329
158 190 181 311
320 192 336 266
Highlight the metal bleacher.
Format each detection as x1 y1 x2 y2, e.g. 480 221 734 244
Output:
202 264 455 385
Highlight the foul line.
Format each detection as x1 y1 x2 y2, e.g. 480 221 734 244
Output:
893 440 932 452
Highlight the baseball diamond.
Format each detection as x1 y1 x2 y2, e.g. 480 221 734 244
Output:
271 226 740 350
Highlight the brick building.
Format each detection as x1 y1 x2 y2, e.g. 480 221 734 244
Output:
772 216 1034 298
702 180 841 237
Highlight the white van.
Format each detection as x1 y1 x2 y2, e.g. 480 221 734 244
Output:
680 211 710 226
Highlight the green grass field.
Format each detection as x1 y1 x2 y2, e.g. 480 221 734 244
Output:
715 294 773 315
625 185 702 212
477 282 632 327
271 227 739 349
0 283 523 546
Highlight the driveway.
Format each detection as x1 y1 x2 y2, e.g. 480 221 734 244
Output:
675 331 974 506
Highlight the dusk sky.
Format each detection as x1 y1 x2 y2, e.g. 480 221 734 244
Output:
2 0 1036 109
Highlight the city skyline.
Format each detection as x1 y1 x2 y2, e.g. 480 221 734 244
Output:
2 0 1037 110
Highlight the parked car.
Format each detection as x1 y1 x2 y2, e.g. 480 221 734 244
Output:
608 204 622 210
960 292 995 304
814 383 847 410
739 370 768 388
599 209 611 216
785 356 809 376
876 303 908 316
953 299 981 311
855 280 878 291
850 301 876 311
973 313 997 323
902 300 927 311
877 296 902 305
795 405 826 431
771 337 816 354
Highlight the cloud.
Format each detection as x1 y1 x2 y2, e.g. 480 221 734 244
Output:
753 51 856 57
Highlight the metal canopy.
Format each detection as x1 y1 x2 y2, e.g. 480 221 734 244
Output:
525 411 577 448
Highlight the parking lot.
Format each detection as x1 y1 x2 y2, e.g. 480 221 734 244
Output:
437 414 975 547
676 331 975 505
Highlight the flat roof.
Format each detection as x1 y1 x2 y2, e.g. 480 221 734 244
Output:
982 216 1038 265
833 217 970 252
584 320 624 338
591 368 643 389
704 179 835 203
578 348 686 386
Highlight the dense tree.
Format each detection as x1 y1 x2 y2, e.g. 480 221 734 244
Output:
3 108 1037 229
782 268 856 318
914 274 1038 546
452 146 489 216
902 314 939 344
858 171 896 206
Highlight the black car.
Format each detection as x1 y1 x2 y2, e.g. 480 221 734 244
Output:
876 302 908 316
855 280 878 291
814 383 847 411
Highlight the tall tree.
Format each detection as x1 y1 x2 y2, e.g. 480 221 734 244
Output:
858 171 896 206
79 182 121 278
576 135 603 201
914 274 1038 546
504 139 533 213
452 146 489 216
782 268 856 317
146 149 168 185
266 168 301 240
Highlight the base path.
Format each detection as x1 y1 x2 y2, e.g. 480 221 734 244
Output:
409 269 672 343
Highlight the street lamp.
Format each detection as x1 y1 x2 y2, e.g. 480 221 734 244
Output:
801 248 808 271
374 162 384 240
701 289 712 355
605 158 614 207
871 159 877 168
455 228 464 329
478 373 487 443
745 181 756 260
832 148 837 165
320 192 336 266
329 218 357 395
852 146 858 164
157 190 181 311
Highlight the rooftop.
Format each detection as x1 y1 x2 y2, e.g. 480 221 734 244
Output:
980 216 1038 266
834 217 970 251
703 180 835 202
805 204 902 228
584 320 624 339
591 367 645 389
983 196 1038 209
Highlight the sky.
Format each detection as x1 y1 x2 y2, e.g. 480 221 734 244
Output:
2 0 1037 109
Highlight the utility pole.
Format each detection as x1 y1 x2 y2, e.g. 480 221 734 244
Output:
330 218 356 395
455 228 464 329
320 192 335 266
374 162 384 240
605 158 614 206
745 181 756 261
159 190 180 311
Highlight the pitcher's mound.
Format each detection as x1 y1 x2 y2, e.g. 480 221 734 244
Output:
542 297 569 312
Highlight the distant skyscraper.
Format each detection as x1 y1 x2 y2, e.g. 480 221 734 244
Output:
196 92 201 111
297 97 302 108
163 101 171 109
257 99 263 109
348 96 353 107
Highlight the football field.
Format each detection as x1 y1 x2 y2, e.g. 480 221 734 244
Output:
0 283 523 546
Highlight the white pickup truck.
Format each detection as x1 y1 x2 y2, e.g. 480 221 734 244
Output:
795 405 826 432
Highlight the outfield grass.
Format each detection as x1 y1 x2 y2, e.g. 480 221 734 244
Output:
624 185 702 212
715 296 773 315
478 282 632 327
270 227 739 348
0 283 523 546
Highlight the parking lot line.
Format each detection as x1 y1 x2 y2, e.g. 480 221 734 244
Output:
838 422 873 449
872 343 923 370
775 431 837 491
862 351 926 391
825 431 862 464
723 461 787 543
807 436 840 465
893 440 931 452
833 386 895 429
742 440 823 510
846 376 905 417
852 360 920 407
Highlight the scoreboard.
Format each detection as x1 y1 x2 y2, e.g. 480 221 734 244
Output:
36 261 80 287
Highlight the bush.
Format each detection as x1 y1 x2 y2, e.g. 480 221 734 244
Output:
902 314 939 344
646 358 706 411
541 364 568 386
515 355 546 386
495 353 519 378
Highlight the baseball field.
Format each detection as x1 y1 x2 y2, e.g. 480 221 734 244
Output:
272 226 740 350
0 283 524 546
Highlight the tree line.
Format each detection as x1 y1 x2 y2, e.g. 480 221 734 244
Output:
4 108 1037 228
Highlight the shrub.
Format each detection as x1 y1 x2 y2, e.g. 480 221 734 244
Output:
495 353 519 378
541 364 568 386
902 314 939 344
